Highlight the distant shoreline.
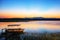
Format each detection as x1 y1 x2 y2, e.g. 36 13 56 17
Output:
0 18 60 22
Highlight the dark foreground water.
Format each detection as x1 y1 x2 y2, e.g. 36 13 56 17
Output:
0 31 60 40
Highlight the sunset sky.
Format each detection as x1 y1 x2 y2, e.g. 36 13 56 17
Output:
0 0 60 18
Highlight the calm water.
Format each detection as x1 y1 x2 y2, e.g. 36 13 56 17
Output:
0 21 60 32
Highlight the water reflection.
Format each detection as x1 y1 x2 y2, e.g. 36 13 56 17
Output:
0 21 60 40
0 21 60 32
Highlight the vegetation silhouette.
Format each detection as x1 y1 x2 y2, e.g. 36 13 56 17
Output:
0 17 60 22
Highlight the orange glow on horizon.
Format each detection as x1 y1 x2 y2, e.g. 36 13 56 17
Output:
0 12 60 18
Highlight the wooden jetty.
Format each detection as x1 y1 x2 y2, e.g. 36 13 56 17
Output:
5 24 24 40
